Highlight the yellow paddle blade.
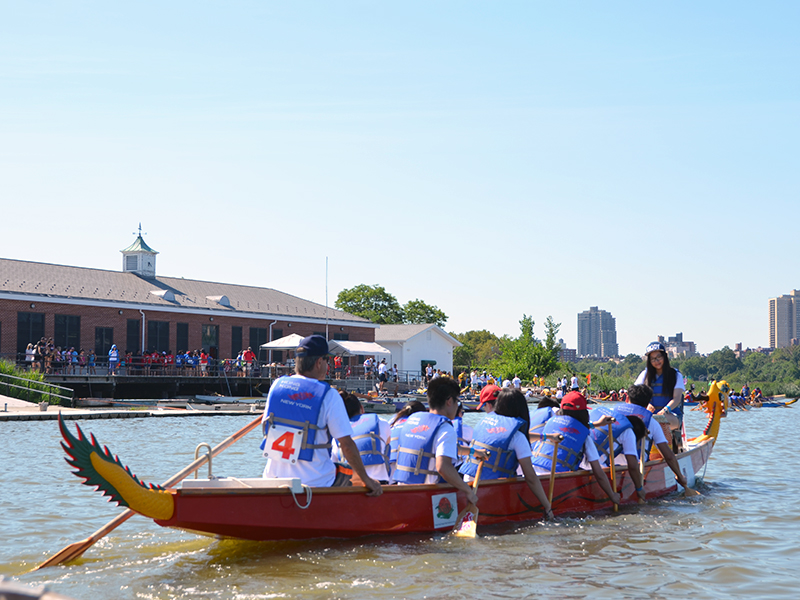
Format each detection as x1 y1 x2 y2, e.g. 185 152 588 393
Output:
452 505 478 538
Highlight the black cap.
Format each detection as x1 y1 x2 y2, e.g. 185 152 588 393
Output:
296 335 329 357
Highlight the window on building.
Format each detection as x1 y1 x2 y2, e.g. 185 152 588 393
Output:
95 327 114 356
125 255 138 271
231 326 243 357
147 321 170 353
333 333 349 341
250 327 268 362
54 315 80 350
202 324 219 358
17 312 45 355
126 319 140 354
176 323 189 353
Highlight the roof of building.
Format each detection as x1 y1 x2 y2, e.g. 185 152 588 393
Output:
0 257 371 325
120 235 158 254
375 323 461 346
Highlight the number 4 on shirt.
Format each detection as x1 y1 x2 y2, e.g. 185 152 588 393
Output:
263 423 302 464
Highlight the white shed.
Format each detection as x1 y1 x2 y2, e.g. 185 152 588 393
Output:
374 324 461 376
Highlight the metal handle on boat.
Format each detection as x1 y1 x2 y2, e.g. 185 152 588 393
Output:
194 443 213 479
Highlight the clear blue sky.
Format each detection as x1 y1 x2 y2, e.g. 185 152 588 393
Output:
2 2 798 355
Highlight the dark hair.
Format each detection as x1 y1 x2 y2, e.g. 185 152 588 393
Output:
627 384 653 408
561 409 590 428
296 354 321 374
537 397 560 410
390 400 426 426
339 390 363 419
427 377 460 410
627 415 647 440
645 351 677 400
495 388 530 433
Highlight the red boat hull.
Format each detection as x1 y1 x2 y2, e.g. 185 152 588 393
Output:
154 439 714 541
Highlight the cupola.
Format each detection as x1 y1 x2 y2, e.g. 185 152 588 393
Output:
121 225 158 278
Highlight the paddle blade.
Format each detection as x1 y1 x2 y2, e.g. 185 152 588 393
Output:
452 504 479 538
684 486 702 497
33 538 92 570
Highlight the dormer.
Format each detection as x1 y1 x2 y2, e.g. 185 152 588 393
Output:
121 233 158 278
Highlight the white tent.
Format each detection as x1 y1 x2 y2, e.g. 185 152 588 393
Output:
327 340 392 357
260 333 305 350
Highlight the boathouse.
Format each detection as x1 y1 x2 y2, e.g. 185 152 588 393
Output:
0 234 376 366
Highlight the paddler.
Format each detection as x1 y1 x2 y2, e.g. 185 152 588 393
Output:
635 342 685 435
391 377 481 507
615 385 690 490
261 335 382 496
460 388 555 519
333 391 391 484
477 384 500 413
530 391 621 506
584 404 648 502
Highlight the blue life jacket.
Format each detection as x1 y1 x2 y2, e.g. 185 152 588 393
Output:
531 414 589 473
460 414 525 480
453 417 467 446
349 413 388 467
529 407 555 440
649 370 683 416
175 354 183 367
262 376 332 462
588 406 633 463
388 417 408 465
393 412 451 484
614 402 653 430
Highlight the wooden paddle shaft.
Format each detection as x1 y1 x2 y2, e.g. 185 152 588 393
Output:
548 439 559 505
35 415 263 570
607 423 617 512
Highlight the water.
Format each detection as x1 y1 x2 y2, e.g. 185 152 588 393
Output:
2 408 799 599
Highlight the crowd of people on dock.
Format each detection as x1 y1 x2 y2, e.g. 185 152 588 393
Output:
259 336 691 513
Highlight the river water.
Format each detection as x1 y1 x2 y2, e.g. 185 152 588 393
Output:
2 407 798 599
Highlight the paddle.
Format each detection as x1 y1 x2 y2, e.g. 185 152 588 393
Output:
453 460 484 538
607 423 617 512
34 414 263 570
548 437 560 506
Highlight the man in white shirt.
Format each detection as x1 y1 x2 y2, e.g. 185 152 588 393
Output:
261 335 382 495
512 375 521 389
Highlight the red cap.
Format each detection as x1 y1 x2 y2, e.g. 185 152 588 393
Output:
561 391 587 411
478 385 501 409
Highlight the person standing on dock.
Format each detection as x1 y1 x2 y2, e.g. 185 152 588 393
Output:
261 335 382 496
108 344 119 375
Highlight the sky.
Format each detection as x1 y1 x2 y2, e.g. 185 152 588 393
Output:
1 2 798 356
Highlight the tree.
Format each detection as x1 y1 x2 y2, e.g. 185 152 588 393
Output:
488 315 561 381
452 330 501 369
706 346 741 380
334 284 404 324
403 299 447 328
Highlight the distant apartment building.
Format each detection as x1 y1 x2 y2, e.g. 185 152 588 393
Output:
660 332 697 358
557 338 577 363
769 290 800 349
577 307 618 358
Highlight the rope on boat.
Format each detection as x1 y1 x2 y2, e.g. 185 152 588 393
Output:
286 484 312 509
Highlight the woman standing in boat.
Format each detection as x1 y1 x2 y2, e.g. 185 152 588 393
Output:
460 388 555 519
635 342 685 432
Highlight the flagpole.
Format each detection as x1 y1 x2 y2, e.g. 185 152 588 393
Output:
325 256 329 340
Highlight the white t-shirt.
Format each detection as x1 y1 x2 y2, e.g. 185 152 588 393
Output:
570 376 579 389
502 379 513 388
512 377 521 389
534 436 600 475
392 419 457 485
261 376 352 487
332 416 391 482
378 362 387 375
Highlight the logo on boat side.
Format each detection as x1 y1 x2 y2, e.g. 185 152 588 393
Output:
436 496 454 519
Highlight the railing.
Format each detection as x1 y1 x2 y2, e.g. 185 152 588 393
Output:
0 372 74 405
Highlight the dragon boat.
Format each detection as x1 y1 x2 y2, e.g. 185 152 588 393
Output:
57 384 726 542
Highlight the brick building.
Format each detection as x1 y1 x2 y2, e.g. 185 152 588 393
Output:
0 235 375 363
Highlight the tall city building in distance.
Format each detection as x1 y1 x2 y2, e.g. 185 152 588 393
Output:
577 306 618 358
769 290 800 349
